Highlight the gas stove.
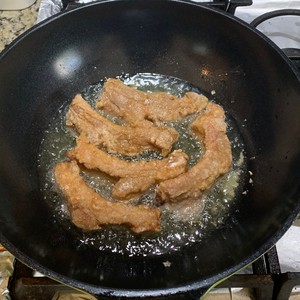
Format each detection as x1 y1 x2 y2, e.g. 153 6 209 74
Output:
1 1 300 299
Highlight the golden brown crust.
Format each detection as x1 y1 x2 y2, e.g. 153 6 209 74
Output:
54 161 161 233
97 78 208 124
156 102 232 203
55 82 232 233
67 137 188 199
66 94 178 156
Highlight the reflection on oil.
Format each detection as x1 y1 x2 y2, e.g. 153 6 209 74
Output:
192 43 209 56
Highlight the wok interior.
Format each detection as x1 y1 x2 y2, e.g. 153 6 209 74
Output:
0 0 300 294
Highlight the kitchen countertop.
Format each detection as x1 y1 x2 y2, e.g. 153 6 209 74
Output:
0 0 40 52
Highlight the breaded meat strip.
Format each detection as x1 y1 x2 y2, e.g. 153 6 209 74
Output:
54 161 160 233
96 78 208 124
156 102 232 203
67 137 188 199
66 95 178 156
113 177 156 200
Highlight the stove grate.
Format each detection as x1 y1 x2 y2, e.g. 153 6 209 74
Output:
7 246 300 300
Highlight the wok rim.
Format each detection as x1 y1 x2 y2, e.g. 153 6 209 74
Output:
1 206 300 297
1 0 299 81
1 0 300 297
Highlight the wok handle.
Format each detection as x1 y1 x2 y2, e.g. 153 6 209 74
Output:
250 9 300 28
250 9 300 58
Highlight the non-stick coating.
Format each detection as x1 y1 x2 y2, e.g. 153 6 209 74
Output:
0 0 300 299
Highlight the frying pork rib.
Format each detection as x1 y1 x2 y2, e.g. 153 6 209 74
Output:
54 161 161 233
67 137 188 199
96 78 208 124
156 102 232 203
113 177 156 200
66 95 178 156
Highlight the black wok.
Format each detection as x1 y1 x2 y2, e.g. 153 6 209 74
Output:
0 0 300 299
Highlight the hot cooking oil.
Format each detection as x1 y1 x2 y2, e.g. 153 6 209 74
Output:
37 73 247 257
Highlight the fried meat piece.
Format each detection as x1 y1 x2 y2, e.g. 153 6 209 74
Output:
156 102 232 203
96 78 208 124
54 161 160 233
66 95 178 156
67 138 188 199
113 177 156 200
